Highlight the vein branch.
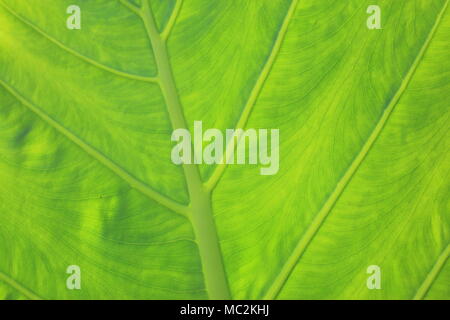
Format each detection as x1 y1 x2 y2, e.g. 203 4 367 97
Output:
0 79 189 217
205 0 299 192
263 0 449 300
161 0 184 41
414 244 450 300
0 271 42 300
0 0 157 83
118 0 142 15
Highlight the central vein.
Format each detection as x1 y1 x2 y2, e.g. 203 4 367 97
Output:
140 1 231 300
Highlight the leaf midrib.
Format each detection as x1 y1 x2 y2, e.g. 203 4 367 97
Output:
138 0 231 299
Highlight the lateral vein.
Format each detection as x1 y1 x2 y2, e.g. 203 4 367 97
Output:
0 0 158 83
414 244 450 300
0 79 189 217
118 0 141 15
161 0 184 41
0 271 42 300
205 0 299 191
263 0 449 300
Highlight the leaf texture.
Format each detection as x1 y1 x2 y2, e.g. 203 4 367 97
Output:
0 0 448 300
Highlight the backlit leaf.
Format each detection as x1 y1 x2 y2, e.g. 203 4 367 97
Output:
0 0 448 300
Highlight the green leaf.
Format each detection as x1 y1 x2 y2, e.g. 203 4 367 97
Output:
0 0 448 300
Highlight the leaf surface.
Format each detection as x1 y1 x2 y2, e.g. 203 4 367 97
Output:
0 0 448 299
